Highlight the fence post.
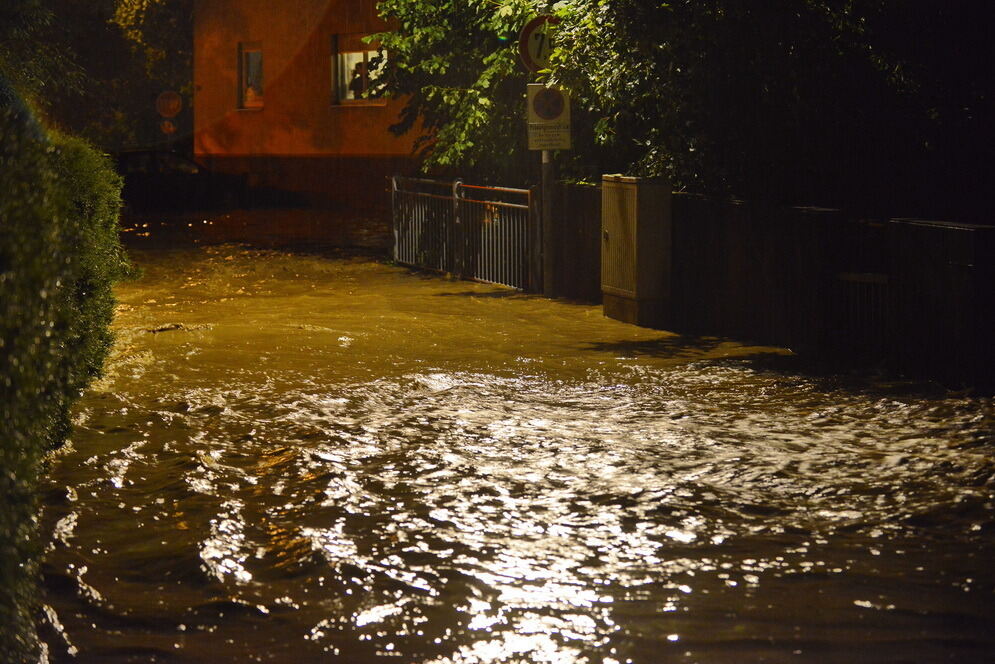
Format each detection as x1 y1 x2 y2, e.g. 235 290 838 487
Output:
529 185 542 293
541 151 556 297
451 179 462 278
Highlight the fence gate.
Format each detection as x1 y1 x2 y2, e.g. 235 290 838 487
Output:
392 176 540 291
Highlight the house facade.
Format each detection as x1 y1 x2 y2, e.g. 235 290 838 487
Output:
193 0 416 211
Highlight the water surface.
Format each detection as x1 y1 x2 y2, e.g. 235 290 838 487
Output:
41 244 995 662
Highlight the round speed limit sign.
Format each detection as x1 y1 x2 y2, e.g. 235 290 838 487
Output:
518 16 560 73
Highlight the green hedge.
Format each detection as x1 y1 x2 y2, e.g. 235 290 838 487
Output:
1 89 128 662
49 130 131 439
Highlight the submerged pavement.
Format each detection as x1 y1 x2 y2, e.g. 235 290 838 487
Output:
39 220 995 663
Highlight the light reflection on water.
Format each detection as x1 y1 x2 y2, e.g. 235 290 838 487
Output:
41 246 995 663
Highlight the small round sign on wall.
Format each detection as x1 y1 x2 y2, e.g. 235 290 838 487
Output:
155 91 183 118
518 15 560 73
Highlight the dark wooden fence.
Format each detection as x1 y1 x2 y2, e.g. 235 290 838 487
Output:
886 219 994 384
552 184 994 386
551 183 603 302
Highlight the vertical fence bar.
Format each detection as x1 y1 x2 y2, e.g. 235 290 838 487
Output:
391 176 399 263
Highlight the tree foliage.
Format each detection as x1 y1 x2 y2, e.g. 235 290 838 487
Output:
61 0 195 149
0 0 85 100
113 0 194 88
372 0 539 182
376 0 993 216
0 0 194 150
551 0 913 205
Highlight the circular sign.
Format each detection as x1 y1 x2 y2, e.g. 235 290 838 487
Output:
159 119 177 135
532 87 565 120
518 15 560 73
155 91 183 118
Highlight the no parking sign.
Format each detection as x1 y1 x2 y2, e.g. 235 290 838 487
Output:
527 84 570 151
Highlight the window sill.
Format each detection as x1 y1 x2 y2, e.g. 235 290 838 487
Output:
332 100 387 108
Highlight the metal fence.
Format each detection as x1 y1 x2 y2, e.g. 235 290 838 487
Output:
392 176 539 291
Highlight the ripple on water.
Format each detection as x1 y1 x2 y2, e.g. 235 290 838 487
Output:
39 248 995 663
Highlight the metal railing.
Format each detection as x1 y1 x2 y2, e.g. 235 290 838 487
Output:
392 176 539 291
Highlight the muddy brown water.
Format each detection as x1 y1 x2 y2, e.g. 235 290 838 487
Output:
40 243 995 663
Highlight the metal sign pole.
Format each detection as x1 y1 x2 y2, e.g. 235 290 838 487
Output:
542 149 555 297
520 17 567 298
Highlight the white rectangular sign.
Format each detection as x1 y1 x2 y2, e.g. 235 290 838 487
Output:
527 84 571 151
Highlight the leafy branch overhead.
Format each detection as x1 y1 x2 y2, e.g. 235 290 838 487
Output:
113 0 194 86
371 0 539 182
374 0 993 214
1 0 193 149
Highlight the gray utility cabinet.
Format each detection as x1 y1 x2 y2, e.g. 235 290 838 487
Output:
601 175 672 327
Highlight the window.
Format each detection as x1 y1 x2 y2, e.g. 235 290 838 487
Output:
332 34 383 105
239 42 263 108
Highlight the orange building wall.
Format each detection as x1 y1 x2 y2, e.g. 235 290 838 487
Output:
193 0 418 209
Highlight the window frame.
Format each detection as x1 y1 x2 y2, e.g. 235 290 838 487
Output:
238 41 264 110
331 34 385 107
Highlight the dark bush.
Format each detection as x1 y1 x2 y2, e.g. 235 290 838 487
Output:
1 101 68 664
49 130 130 441
0 88 127 662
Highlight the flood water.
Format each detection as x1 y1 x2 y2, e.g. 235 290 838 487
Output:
40 243 995 663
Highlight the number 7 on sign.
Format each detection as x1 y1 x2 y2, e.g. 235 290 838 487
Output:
532 30 549 62
519 15 560 73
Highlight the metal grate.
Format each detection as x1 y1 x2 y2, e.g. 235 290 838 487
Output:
392 176 539 291
392 177 456 274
